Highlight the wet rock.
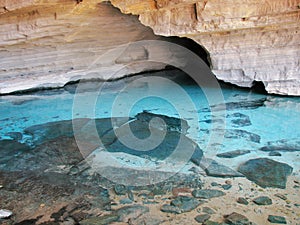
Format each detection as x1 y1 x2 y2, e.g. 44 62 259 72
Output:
192 189 225 199
217 150 251 158
238 158 293 188
116 205 149 222
253 196 272 205
135 110 190 134
224 212 253 225
268 215 287 224
161 196 202 214
269 151 282 156
260 139 300 152
195 214 211 223
24 117 129 148
237 197 249 205
200 119 225 124
0 209 13 219
202 207 215 214
227 113 252 127
224 129 261 143
202 98 266 112
79 214 120 225
231 118 251 127
198 158 244 178
114 184 127 195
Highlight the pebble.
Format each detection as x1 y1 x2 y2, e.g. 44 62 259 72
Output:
253 196 272 205
211 182 219 187
222 184 232 190
224 212 251 225
194 214 211 223
274 193 287 200
127 190 134 201
202 207 215 214
268 215 287 224
237 197 249 205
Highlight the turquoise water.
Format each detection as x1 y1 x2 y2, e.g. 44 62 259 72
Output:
1 70 300 172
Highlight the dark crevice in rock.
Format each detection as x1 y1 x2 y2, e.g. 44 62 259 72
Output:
162 36 211 67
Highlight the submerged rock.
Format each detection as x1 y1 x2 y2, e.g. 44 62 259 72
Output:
269 151 282 156
238 158 293 188
203 98 266 112
227 113 252 128
135 110 190 134
260 146 300 152
217 150 251 158
105 119 201 161
224 129 261 143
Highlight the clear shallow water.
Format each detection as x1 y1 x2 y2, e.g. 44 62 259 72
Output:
1 70 300 173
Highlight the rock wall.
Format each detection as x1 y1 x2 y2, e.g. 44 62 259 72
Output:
111 0 300 96
0 0 169 94
0 0 299 95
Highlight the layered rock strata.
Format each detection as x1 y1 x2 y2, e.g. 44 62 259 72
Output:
111 0 300 95
0 1 170 94
0 0 299 95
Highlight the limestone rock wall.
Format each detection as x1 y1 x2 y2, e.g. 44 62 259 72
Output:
111 0 300 96
0 0 168 94
0 0 299 95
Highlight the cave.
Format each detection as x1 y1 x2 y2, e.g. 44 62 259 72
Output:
0 1 299 224
162 36 211 67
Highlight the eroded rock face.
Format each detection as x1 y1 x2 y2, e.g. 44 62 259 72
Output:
111 0 300 96
0 0 169 94
1 0 299 95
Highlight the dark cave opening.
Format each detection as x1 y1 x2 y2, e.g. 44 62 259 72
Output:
162 36 211 68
